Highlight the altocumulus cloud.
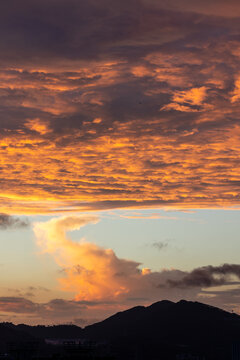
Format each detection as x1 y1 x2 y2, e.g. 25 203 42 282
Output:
0 0 239 213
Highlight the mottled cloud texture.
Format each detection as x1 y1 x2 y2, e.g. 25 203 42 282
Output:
0 0 239 213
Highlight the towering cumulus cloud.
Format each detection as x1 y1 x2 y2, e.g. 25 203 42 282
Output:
0 216 233 323
34 216 240 305
34 216 200 304
34 216 145 301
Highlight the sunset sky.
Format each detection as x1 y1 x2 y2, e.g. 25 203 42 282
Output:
0 0 240 325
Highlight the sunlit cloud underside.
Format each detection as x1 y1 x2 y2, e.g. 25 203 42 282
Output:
0 0 240 214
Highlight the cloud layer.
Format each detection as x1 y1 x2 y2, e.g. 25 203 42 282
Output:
0 1 239 213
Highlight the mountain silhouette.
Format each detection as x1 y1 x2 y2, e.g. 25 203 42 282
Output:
0 323 36 352
1 300 240 359
83 300 240 359
84 299 240 342
13 323 83 339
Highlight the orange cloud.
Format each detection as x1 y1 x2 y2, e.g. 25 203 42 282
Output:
34 216 200 304
172 87 208 106
161 103 199 112
0 4 239 214
162 87 208 112
34 216 144 301
31 216 240 321
0 117 240 214
231 77 240 103
25 118 51 135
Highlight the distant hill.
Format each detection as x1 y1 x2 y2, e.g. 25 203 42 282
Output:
0 323 36 351
84 299 240 342
83 300 240 359
15 323 83 339
1 300 240 359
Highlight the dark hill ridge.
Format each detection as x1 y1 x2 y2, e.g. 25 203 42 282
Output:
83 300 240 359
84 299 240 343
0 323 36 352
1 300 240 359
3 322 84 340
2 300 240 342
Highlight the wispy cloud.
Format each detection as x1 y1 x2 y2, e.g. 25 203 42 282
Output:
152 241 169 251
119 213 178 220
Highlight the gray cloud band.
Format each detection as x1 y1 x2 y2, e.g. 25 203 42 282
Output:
165 264 240 288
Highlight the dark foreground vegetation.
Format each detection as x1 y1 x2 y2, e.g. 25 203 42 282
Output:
0 300 240 359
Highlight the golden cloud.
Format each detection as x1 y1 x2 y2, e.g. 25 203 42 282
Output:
31 216 240 320
33 216 200 305
0 4 239 214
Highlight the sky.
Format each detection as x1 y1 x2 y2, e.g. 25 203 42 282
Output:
0 0 240 325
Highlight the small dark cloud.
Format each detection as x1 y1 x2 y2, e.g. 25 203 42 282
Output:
152 241 168 251
165 264 240 288
24 292 35 298
0 214 29 230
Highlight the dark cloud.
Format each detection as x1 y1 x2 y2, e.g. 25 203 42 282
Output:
165 264 240 288
146 0 240 17
0 0 238 66
0 0 142 64
0 214 29 230
152 241 168 251
0 297 39 313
